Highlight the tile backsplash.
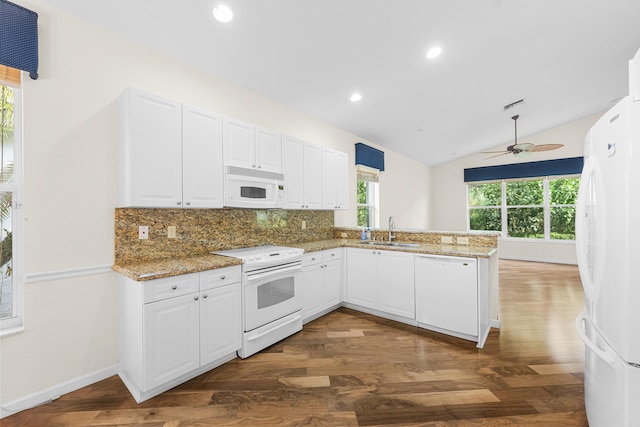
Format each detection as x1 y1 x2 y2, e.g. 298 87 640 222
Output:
115 208 334 264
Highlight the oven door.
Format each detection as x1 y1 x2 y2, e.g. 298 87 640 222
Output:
243 263 302 332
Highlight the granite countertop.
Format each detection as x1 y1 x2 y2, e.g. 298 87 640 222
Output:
298 239 498 258
113 254 242 281
114 239 497 282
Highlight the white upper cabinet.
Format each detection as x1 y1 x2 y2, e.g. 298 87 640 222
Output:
223 117 282 173
182 104 224 208
118 88 223 208
281 135 305 209
281 135 323 209
322 147 348 210
255 126 282 173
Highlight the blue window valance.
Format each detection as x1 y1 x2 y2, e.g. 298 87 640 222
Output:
355 143 385 171
464 156 584 182
0 0 39 79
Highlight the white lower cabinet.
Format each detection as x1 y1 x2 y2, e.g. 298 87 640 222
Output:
346 248 415 319
119 266 241 403
301 249 343 321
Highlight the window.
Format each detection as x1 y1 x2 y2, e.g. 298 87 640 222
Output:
1 78 23 334
468 175 579 241
356 165 379 228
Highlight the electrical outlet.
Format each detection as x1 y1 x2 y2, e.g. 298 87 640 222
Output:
301 221 306 230
457 236 469 245
138 226 149 240
340 232 348 238
167 226 177 238
441 235 453 244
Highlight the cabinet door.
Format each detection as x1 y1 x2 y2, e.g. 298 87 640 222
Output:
303 142 323 209
346 248 378 309
322 148 337 209
143 293 200 390
120 88 182 207
302 263 323 320
223 116 254 169
255 126 282 173
182 104 223 208
200 283 241 366
281 135 304 209
323 259 342 309
378 250 415 319
415 255 478 336
335 151 349 210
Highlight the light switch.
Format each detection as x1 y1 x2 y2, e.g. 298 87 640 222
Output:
168 226 177 238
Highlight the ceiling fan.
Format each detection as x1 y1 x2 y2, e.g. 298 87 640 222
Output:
482 115 564 159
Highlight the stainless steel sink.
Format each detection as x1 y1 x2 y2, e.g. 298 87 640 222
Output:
358 241 420 248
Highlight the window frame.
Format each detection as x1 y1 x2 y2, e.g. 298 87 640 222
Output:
0 82 24 336
466 174 579 242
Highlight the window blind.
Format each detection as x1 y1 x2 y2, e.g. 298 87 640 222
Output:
0 64 20 87
357 165 379 183
0 0 39 80
464 157 584 182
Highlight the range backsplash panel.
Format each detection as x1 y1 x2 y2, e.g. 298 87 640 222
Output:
115 208 334 264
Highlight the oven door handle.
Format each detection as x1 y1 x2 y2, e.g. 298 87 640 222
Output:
245 263 301 283
246 312 303 342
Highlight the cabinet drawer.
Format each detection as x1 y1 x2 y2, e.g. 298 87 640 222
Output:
303 252 323 267
143 274 199 304
200 266 241 291
323 248 342 262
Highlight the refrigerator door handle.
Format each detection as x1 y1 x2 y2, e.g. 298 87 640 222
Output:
575 311 616 367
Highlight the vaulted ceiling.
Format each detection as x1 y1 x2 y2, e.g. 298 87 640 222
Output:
41 0 640 165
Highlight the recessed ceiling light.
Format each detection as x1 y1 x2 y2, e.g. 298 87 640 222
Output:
350 93 362 102
426 47 442 59
213 4 233 22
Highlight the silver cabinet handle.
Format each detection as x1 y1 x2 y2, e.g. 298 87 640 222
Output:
194 296 199 301
186 201 191 206
176 201 182 205
220 275 226 280
203 294 208 299
171 285 177 290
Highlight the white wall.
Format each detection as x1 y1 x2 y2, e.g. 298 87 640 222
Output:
0 0 431 409
431 113 601 264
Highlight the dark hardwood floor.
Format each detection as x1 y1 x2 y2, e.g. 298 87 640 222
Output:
2 260 588 426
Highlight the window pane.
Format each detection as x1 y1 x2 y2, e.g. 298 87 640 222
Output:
357 180 367 204
506 180 543 206
468 182 501 206
469 208 501 231
507 207 544 238
550 206 576 240
550 177 579 205
357 206 369 228
0 191 12 319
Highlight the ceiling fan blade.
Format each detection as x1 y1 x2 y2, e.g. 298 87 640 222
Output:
485 152 512 159
530 144 564 152
513 143 535 151
480 150 509 154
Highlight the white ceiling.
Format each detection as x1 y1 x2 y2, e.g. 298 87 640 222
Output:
41 0 640 166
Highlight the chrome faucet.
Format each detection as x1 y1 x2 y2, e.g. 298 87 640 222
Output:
388 216 396 242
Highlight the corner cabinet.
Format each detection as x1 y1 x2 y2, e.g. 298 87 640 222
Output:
118 88 223 208
118 266 241 403
346 248 415 319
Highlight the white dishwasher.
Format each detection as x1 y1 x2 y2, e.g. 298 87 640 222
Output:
415 254 478 337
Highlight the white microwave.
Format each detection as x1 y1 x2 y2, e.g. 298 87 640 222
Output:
224 166 285 209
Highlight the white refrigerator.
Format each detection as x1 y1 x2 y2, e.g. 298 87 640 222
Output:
575 48 640 427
